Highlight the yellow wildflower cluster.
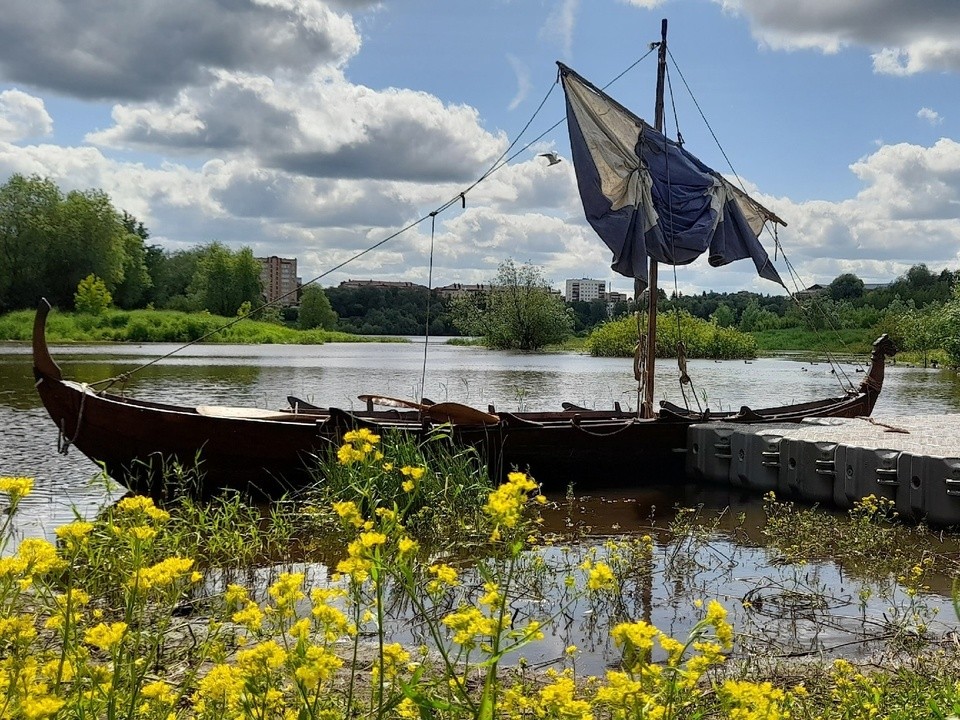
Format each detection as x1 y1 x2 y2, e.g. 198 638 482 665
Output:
426 563 459 594
336 427 382 465
84 621 128 652
484 471 540 539
582 559 617 592
0 538 66 588
129 556 198 592
115 495 170 523
400 464 426 492
719 679 787 720
0 476 34 499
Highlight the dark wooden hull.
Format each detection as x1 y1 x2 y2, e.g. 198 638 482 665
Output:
31 301 895 500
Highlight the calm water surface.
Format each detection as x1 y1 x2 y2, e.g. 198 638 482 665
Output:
2 339 960 669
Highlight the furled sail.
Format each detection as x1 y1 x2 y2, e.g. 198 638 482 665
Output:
558 62 786 291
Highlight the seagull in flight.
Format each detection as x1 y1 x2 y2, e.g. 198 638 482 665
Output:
539 152 562 166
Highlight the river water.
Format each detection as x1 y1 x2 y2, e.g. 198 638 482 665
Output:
3 338 960 668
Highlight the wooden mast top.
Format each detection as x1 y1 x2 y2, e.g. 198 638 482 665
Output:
642 18 668 418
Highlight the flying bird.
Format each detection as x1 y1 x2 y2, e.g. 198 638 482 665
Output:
539 152 562 166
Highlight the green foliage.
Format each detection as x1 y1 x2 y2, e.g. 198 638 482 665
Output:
325 284 458 335
451 259 572 351
942 285 960 368
189 242 263 316
567 298 610 333
0 175 154 312
587 310 758 359
298 285 338 330
829 272 865 300
73 274 112 315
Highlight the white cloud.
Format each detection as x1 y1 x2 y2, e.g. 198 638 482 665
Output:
506 54 531 111
715 1 960 75
0 90 52 141
0 0 362 101
917 107 944 125
617 0 668 8
541 0 579 58
87 69 507 184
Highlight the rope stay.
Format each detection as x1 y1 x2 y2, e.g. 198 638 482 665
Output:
665 48 865 394
83 48 662 389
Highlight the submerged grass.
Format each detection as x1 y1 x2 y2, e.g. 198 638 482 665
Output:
2 450 960 719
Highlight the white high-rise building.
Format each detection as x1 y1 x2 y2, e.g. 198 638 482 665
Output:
564 278 606 302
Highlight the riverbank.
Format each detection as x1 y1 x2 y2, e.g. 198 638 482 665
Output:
0 308 401 344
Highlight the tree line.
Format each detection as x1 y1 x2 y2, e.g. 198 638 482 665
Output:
0 175 265 317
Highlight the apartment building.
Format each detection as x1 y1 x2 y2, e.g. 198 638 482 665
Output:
564 278 606 302
257 256 300 306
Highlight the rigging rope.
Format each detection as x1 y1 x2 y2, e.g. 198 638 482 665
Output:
420 213 437 403
666 48 865 394
85 47 663 391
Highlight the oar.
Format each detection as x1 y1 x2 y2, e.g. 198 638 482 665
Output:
358 394 499 426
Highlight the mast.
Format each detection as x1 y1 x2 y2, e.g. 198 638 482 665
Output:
642 18 668 418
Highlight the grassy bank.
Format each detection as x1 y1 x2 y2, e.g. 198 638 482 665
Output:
0 308 401 344
750 327 880 356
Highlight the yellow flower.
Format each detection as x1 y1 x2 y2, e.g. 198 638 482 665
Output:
130 556 194 591
141 680 176 704
84 621 128 651
0 476 34 498
427 563 459 590
55 520 95 547
237 639 287 671
586 561 617 591
343 428 380 444
372 642 411 680
195 663 243 704
268 572 305 611
126 525 157 541
398 536 419 557
332 500 364 528
400 465 426 480
20 696 65 720
224 583 249 606
402 479 415 493
232 601 265 631
116 495 170 522
484 471 538 531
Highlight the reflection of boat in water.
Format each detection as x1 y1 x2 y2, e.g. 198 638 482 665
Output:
32 19 896 500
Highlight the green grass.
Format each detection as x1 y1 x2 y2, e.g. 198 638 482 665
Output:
0 308 404 344
750 327 880 355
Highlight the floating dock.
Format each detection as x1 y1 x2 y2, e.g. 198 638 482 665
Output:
686 415 960 526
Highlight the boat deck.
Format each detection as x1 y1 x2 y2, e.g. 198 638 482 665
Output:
686 414 960 526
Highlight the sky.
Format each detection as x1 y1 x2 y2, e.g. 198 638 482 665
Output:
1 0 959 299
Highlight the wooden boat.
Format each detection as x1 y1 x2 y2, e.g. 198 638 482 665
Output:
33 300 894 500
31 20 897 500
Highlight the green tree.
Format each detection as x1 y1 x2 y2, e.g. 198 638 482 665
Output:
0 175 63 311
74 274 112 315
451 260 572 351
709 302 736 328
112 231 153 309
829 273 865 301
298 285 337 330
189 242 263 316
941 285 960 368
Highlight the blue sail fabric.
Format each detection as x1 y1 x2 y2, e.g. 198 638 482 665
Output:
560 63 785 291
